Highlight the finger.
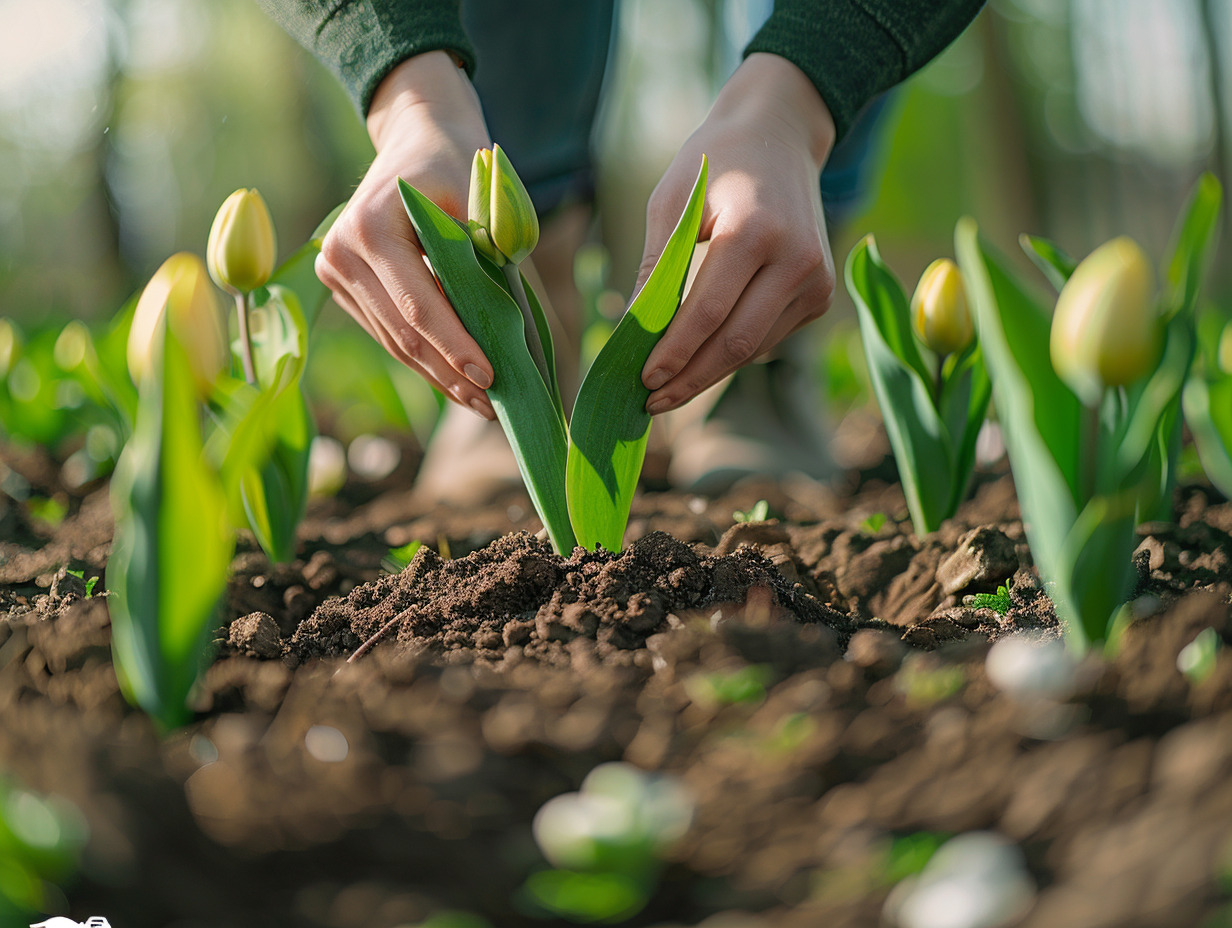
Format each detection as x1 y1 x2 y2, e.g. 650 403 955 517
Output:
329 284 496 421
366 231 496 390
320 221 495 392
641 232 762 391
644 266 799 414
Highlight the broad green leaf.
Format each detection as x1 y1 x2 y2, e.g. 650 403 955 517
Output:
108 324 232 729
1110 307 1193 491
1019 234 1077 292
938 341 992 516
1051 490 1140 649
399 178 576 553
846 235 954 534
956 217 1082 577
1184 375 1232 498
1164 172 1221 319
566 157 707 552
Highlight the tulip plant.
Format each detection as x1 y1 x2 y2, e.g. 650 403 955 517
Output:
955 173 1221 649
1184 316 1232 498
399 145 708 553
105 194 334 728
846 241 991 534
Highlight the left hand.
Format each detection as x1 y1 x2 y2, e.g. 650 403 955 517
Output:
634 52 837 414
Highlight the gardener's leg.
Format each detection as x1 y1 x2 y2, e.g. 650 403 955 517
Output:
412 0 615 505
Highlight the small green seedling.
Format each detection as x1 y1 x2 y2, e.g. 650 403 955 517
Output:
685 663 772 707
861 511 888 533
65 568 100 598
732 499 771 523
25 496 67 528
1177 627 1220 684
382 539 424 574
968 583 1011 615
895 655 965 707
524 762 694 922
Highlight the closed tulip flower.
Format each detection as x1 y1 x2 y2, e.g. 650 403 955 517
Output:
1050 236 1157 404
911 258 973 356
467 144 538 266
207 188 276 294
128 253 226 393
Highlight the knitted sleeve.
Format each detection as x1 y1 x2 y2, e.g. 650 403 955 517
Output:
744 0 986 140
252 0 475 115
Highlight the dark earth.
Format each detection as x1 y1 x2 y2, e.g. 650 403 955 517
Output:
2 423 1231 928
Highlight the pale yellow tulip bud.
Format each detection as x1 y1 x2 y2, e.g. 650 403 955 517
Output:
1050 236 1158 404
206 188 277 294
911 258 973 355
466 144 538 266
1219 322 1232 377
0 319 18 378
128 253 226 394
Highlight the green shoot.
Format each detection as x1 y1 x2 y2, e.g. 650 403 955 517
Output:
733 499 771 523
969 583 1011 615
1177 627 1220 684
861 511 888 533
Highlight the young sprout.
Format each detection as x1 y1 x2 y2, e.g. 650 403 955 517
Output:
127 253 226 396
207 187 277 384
1049 236 1158 406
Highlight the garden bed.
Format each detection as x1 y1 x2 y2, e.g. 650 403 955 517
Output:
1 431 1231 928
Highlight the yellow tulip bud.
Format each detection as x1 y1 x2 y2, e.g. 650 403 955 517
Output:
128 253 226 394
911 258 973 355
54 320 91 371
466 144 538 266
0 319 18 378
1218 322 1232 377
1050 236 1158 404
206 188 277 294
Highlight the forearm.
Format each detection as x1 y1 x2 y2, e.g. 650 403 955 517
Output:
251 0 475 115
745 0 986 141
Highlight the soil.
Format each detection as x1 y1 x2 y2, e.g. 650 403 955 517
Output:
2 427 1232 928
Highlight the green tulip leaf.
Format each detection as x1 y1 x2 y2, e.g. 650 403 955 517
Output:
566 157 707 552
1019 234 1077 292
398 177 576 553
1184 375 1232 499
956 217 1081 577
1164 171 1221 319
107 324 233 730
846 235 959 534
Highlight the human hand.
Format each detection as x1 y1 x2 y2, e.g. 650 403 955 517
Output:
636 53 837 414
315 51 498 419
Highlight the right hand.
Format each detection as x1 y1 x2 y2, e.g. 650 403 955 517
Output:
315 51 498 420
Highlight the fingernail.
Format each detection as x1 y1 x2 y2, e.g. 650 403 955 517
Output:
646 397 672 416
469 397 495 420
464 363 492 389
644 368 671 390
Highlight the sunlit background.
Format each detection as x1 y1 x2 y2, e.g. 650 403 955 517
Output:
0 0 1225 380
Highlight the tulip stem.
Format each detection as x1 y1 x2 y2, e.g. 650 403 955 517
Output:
234 291 257 385
502 262 551 390
1083 398 1100 500
934 355 947 407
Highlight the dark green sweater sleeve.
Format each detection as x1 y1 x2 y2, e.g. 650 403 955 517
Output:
252 0 475 115
745 0 986 141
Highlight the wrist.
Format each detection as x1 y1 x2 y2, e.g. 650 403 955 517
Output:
714 52 836 170
367 51 481 151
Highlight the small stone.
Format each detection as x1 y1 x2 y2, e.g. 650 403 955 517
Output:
936 526 1018 596
228 612 282 659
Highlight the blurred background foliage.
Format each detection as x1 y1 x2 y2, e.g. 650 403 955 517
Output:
0 0 1225 374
